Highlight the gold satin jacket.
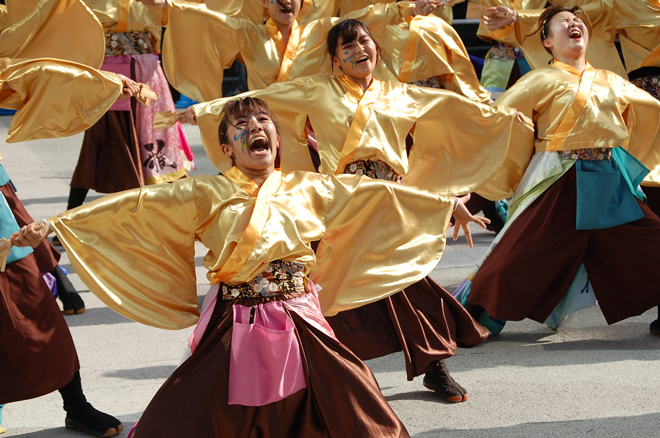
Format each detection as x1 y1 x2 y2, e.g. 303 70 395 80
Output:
83 0 163 53
338 0 453 23
478 61 660 199
49 167 454 327
0 0 122 142
162 0 489 103
194 74 527 195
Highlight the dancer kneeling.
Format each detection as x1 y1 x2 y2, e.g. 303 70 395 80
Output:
12 98 485 437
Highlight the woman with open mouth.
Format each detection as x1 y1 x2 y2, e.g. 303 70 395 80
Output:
452 6 660 339
11 97 488 437
483 0 660 336
174 18 533 403
139 0 491 104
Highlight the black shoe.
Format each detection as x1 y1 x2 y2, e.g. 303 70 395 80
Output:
422 360 469 403
65 403 123 437
52 266 85 315
651 320 660 337
52 235 63 247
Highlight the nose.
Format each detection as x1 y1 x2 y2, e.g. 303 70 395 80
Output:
247 115 263 132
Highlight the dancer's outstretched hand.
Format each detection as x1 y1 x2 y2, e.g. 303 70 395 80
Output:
10 221 51 248
451 194 490 248
482 6 516 31
178 106 198 126
414 0 441 16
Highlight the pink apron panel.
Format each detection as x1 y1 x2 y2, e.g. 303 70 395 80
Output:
101 56 131 111
133 54 184 183
228 301 306 406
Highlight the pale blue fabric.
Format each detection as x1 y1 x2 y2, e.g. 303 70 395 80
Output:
0 191 33 264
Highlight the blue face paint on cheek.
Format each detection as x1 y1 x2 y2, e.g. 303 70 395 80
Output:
233 129 248 153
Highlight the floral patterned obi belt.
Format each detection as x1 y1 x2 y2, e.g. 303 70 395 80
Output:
559 147 612 161
489 42 525 61
344 160 400 181
105 32 154 57
222 260 306 300
630 74 660 101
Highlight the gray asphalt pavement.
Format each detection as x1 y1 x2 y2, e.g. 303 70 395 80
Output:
1 117 658 437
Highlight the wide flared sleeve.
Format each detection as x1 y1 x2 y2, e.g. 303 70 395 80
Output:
48 179 201 330
394 14 491 103
0 0 105 68
472 72 541 199
617 78 660 186
194 78 314 173
403 85 532 197
310 173 454 315
161 0 254 102
0 57 122 142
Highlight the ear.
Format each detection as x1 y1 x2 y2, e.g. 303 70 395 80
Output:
260 0 269 9
332 55 341 69
542 39 552 51
221 144 234 158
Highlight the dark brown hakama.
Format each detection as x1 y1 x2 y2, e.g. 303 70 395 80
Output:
643 186 660 218
0 254 79 404
0 183 60 272
70 108 144 194
326 277 489 381
469 166 660 325
132 292 409 438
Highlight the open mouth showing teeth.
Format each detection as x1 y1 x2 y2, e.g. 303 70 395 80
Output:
356 56 369 64
249 136 270 153
569 29 582 39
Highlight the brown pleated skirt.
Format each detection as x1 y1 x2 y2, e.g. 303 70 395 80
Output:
643 185 660 218
0 182 60 272
70 108 144 194
0 254 79 404
132 293 409 438
326 277 489 381
470 166 660 325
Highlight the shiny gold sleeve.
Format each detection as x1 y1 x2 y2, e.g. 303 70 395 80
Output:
125 1 163 50
514 3 626 77
474 73 540 199
0 0 105 68
395 14 491 103
616 78 660 186
0 58 122 143
310 173 453 315
194 78 314 173
402 85 531 198
162 0 247 102
48 179 201 330
341 1 416 34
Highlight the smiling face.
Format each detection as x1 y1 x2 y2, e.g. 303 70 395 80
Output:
221 109 280 174
542 11 589 61
261 0 301 28
331 27 378 80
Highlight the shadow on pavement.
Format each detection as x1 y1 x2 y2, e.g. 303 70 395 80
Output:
412 412 660 438
103 365 178 380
